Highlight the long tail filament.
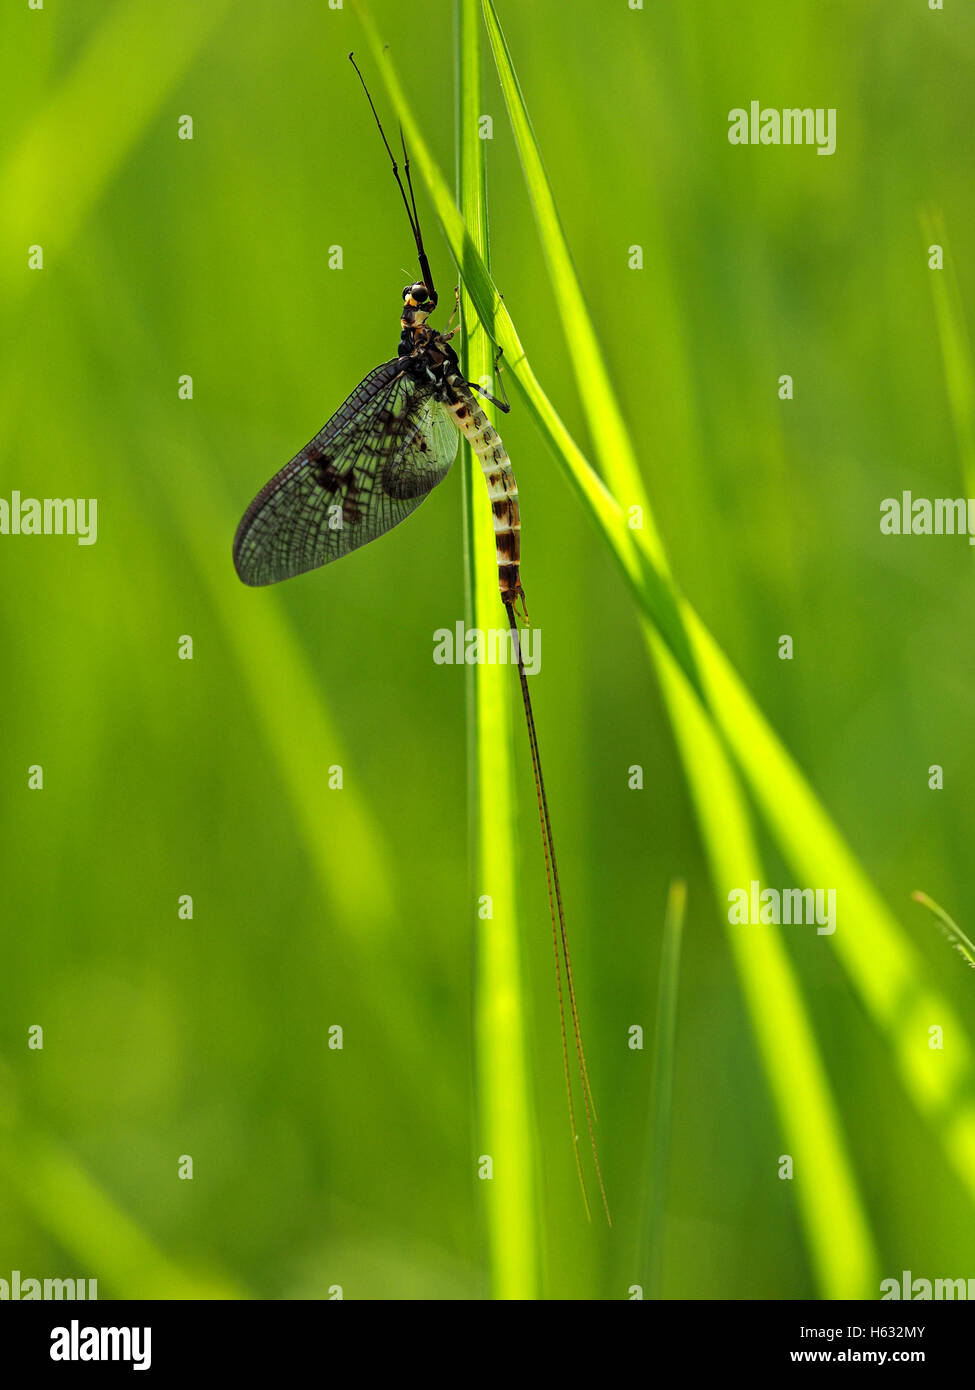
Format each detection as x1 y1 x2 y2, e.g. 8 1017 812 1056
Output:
503 599 611 1225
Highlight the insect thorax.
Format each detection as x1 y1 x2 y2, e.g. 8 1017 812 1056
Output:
398 325 463 403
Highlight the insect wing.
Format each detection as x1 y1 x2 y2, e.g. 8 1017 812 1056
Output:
233 358 458 586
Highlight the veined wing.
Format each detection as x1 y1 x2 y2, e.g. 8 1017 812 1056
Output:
233 358 459 586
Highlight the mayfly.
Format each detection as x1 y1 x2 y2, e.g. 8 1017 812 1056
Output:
233 55 609 1224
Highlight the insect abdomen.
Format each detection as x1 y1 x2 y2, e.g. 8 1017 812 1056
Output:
446 393 523 605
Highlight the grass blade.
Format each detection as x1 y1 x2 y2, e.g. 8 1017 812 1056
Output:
650 649 877 1296
913 892 975 973
646 879 685 1300
920 209 975 494
455 0 538 1299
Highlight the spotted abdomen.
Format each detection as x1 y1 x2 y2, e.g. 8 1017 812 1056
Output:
445 388 523 606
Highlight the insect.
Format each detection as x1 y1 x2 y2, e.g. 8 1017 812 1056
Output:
233 55 609 1224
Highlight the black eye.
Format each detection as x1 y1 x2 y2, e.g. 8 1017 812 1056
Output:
402 285 413 299
413 286 428 303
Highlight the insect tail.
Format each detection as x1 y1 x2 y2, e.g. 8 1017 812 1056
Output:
503 599 611 1226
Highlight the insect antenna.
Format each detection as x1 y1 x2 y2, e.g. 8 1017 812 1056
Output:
400 126 422 245
503 600 612 1226
348 52 436 297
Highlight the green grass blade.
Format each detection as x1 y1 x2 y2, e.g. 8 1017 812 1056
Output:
650 646 878 1296
913 892 975 973
689 622 975 1172
478 0 671 573
455 0 538 1299
646 879 685 1300
920 209 975 494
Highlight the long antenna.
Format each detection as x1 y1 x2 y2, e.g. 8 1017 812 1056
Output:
400 125 422 246
349 52 436 297
504 600 611 1225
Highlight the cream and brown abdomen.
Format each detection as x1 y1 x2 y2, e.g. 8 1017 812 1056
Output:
445 389 523 606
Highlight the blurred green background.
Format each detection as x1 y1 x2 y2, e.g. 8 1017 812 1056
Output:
1 0 974 1300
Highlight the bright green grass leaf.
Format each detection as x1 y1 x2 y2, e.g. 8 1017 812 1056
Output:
646 879 685 1300
920 209 975 495
646 643 877 1296
913 892 975 974
456 0 538 1299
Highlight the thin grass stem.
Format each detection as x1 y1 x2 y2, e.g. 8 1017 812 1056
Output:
455 0 538 1299
913 891 975 973
646 878 685 1298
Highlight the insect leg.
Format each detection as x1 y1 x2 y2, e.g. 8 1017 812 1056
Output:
443 286 461 332
466 345 510 413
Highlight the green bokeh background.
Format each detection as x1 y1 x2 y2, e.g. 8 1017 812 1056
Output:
1 0 974 1300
